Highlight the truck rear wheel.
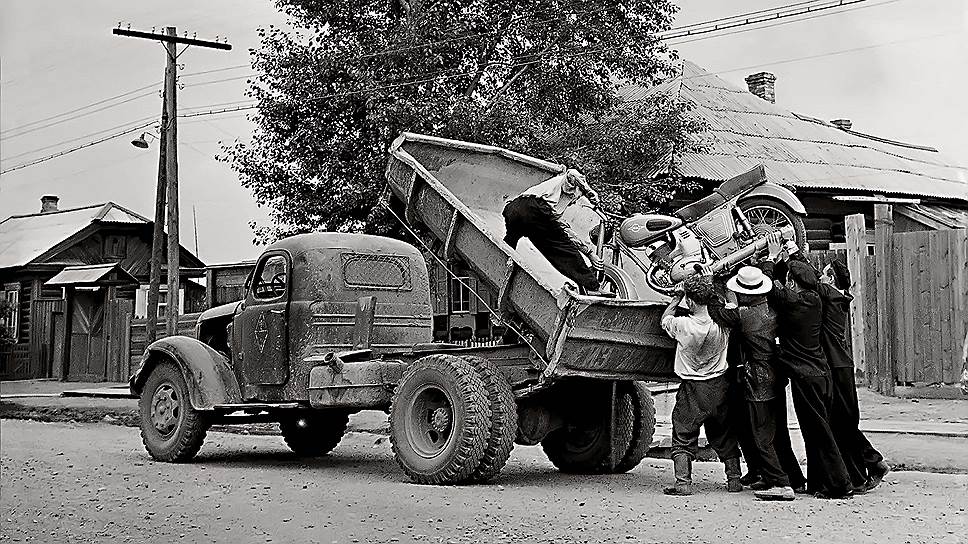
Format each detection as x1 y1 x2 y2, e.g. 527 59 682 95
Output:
139 361 208 462
462 356 517 482
541 381 647 474
614 382 656 473
390 355 490 485
279 411 349 457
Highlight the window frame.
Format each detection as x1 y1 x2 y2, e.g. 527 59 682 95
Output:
450 276 471 314
1 286 20 343
249 251 291 302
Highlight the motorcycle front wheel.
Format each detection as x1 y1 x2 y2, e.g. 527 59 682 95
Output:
738 197 807 250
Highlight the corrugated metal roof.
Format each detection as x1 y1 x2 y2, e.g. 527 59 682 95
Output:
44 263 137 286
629 61 968 202
0 203 149 269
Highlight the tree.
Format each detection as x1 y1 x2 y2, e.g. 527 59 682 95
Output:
223 0 705 242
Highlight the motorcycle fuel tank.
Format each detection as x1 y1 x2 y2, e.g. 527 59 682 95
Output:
619 214 684 248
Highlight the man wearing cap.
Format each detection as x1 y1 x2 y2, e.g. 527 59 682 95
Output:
818 260 890 492
760 233 852 499
503 168 606 295
660 275 741 496
709 266 801 500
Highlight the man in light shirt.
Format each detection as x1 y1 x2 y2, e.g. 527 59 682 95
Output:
503 168 605 295
661 275 742 496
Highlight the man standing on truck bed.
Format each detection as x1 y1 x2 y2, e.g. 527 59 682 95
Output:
503 168 606 295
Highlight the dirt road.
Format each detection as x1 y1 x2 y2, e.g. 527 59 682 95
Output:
2 420 965 544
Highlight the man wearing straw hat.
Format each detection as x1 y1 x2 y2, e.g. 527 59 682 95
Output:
709 266 800 501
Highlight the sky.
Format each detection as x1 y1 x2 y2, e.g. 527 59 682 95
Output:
2 0 966 265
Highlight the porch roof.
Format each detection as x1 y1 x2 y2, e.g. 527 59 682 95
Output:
44 263 138 287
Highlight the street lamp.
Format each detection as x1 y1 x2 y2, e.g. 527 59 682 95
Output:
131 131 158 148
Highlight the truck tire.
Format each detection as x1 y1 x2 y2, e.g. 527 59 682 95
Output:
462 356 517 483
279 411 349 457
390 354 491 485
139 361 208 462
614 382 656 473
541 382 635 474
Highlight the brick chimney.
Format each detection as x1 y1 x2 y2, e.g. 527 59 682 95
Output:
745 72 777 103
40 195 59 213
830 119 852 131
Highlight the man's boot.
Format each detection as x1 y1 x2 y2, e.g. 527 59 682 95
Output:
865 460 890 490
723 457 743 492
739 472 759 486
663 454 693 496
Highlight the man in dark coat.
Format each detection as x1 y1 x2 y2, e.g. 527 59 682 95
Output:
760 233 853 499
818 259 890 491
709 266 801 500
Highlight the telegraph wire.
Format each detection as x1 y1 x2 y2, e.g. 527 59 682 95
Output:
1 0 885 173
0 121 155 175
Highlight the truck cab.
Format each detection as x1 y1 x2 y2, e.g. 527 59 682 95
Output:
213 233 432 402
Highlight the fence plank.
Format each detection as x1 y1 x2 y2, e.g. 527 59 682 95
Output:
845 214 867 378
873 205 895 395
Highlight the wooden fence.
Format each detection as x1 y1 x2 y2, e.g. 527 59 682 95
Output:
126 313 199 376
846 208 968 396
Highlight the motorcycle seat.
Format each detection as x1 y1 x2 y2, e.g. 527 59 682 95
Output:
675 192 726 223
716 166 767 200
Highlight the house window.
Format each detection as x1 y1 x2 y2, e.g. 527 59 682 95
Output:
450 277 471 314
1 285 19 343
134 285 185 318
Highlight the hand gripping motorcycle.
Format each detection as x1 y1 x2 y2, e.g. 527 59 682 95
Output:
592 165 806 297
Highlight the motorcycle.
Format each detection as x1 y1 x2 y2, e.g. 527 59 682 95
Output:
591 165 807 297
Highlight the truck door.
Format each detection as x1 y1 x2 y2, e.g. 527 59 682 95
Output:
235 251 290 386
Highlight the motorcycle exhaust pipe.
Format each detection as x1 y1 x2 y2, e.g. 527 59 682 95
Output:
709 225 795 274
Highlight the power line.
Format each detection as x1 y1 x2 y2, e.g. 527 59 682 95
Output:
1 0 888 173
0 121 155 175
668 0 901 45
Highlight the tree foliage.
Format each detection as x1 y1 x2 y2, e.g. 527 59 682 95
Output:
223 0 705 242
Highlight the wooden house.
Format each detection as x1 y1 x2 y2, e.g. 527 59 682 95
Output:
0 196 205 381
626 60 968 245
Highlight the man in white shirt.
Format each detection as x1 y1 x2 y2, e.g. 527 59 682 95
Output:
503 169 605 295
661 275 742 496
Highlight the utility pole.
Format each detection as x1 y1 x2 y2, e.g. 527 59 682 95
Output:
113 25 231 339
163 27 180 337
145 88 168 344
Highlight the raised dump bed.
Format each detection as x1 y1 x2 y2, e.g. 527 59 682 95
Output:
385 132 676 383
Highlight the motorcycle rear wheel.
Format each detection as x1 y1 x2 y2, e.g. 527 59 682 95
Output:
738 197 807 250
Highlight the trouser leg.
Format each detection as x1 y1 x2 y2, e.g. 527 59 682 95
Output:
699 375 741 460
791 375 852 496
829 367 873 487
670 382 703 460
531 234 598 291
771 386 805 489
748 400 791 487
726 367 759 476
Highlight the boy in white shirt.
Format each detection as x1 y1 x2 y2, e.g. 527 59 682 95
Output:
661 275 742 496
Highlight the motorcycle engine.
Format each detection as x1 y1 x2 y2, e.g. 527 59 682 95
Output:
645 240 673 268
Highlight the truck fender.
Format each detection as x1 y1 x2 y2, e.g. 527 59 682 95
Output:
740 182 807 215
129 335 242 411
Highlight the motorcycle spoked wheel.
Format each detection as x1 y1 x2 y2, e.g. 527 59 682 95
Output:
739 197 807 250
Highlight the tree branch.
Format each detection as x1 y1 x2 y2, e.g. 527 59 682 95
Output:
463 16 515 98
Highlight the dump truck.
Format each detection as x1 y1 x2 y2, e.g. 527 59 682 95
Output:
130 133 677 484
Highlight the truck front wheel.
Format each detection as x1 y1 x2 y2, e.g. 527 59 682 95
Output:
279 411 349 457
139 361 209 462
390 355 490 485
